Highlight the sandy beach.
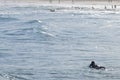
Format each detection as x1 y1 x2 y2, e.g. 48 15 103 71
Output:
1 0 120 5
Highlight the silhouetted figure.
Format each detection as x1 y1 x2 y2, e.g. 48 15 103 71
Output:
89 61 105 70
112 5 117 9
114 5 116 9
92 6 94 10
104 6 107 10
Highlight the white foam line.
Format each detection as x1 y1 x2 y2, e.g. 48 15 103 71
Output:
41 31 55 37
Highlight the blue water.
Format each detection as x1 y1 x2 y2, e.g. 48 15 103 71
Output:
0 5 120 80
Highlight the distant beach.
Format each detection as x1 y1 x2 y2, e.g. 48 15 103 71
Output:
1 0 120 5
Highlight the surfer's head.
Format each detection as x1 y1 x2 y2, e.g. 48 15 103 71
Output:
91 61 95 65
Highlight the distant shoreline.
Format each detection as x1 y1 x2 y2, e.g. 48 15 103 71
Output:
1 0 120 5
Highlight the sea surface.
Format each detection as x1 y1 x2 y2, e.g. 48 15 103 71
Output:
0 4 120 80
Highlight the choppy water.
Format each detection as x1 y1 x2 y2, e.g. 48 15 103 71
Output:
0 4 120 80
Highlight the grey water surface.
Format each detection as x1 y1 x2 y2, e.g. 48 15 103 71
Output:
0 5 120 80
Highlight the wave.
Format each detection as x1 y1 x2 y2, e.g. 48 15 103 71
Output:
24 20 42 25
21 20 47 33
0 73 30 80
41 31 55 37
0 17 18 22
1 19 55 42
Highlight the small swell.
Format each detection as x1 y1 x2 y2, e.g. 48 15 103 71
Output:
23 20 42 25
0 17 18 22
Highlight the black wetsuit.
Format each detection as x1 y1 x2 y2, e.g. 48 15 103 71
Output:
89 61 105 69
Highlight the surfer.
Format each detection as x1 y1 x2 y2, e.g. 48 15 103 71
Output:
89 61 105 70
50 9 55 12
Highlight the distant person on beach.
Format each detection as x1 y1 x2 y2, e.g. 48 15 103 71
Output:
89 61 105 70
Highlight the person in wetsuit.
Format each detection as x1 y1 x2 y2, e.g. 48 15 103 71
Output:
89 61 105 69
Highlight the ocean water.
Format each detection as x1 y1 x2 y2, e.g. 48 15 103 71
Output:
0 4 120 80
